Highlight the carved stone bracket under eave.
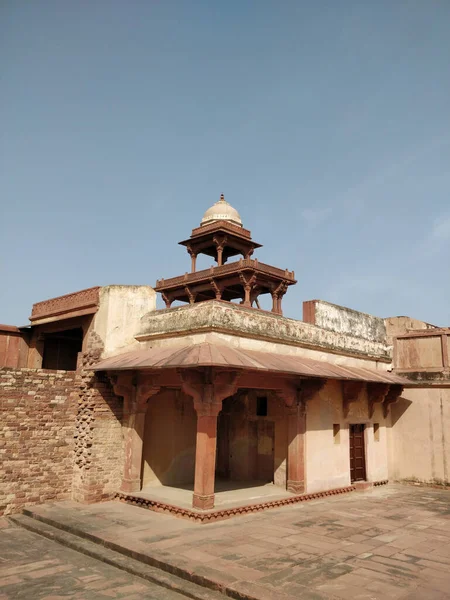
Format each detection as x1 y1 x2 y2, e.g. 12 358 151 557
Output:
342 380 365 418
367 383 390 419
383 384 404 418
109 372 161 415
276 378 326 415
178 368 240 417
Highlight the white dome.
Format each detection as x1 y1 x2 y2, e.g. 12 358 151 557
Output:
201 194 242 227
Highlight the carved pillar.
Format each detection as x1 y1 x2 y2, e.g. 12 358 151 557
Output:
180 368 239 509
213 235 227 267
113 375 160 494
279 379 326 494
271 291 278 313
186 245 197 273
240 273 256 308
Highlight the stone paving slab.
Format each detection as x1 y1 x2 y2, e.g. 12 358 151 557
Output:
0 518 202 599
16 484 450 599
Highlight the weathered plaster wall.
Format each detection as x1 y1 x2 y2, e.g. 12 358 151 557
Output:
303 300 386 344
0 367 77 515
93 285 156 358
385 316 438 344
306 380 389 493
142 390 196 487
388 387 450 486
217 393 287 487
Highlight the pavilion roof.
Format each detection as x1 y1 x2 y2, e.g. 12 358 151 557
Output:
92 341 411 386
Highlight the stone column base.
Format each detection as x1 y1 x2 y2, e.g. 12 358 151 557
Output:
287 480 305 494
192 493 215 510
120 478 142 493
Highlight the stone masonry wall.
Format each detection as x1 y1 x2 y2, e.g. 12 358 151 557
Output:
72 336 124 503
0 367 77 515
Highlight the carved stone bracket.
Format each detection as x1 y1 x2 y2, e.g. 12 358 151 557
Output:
276 378 326 415
184 286 197 305
367 383 390 419
179 368 240 416
342 381 364 418
302 378 327 403
383 384 404 418
270 280 289 315
161 292 173 309
209 278 223 300
110 373 161 417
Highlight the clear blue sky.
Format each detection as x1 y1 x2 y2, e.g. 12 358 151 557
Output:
1 1 449 326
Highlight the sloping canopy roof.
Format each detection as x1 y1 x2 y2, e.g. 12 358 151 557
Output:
93 342 410 386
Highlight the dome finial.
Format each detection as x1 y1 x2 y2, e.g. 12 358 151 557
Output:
220 193 225 202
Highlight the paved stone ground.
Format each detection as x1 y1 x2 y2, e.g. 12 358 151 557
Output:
0 518 194 600
6 484 450 599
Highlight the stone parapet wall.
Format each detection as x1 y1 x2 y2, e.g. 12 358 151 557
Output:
303 300 387 344
0 367 77 515
138 301 391 361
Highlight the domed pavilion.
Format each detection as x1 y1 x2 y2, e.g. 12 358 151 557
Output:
155 194 296 314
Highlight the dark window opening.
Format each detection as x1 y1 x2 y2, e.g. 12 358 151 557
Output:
333 423 341 444
42 328 83 371
373 423 380 442
256 396 268 417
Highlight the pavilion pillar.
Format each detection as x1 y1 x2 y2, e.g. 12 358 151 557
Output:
240 273 256 309
213 234 227 267
180 368 239 510
271 291 279 313
187 245 197 273
112 375 160 494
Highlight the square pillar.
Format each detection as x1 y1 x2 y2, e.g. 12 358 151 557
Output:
193 414 219 510
287 403 306 494
112 375 161 495
180 368 240 511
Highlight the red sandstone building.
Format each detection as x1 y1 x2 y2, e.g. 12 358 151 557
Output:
1 196 449 520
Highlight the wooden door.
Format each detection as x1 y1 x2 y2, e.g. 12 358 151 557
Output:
349 424 366 482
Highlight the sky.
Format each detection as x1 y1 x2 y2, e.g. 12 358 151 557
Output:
1 0 449 327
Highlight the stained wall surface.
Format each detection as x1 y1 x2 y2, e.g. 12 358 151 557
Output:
388 387 450 486
142 390 197 487
306 380 390 493
217 393 287 487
